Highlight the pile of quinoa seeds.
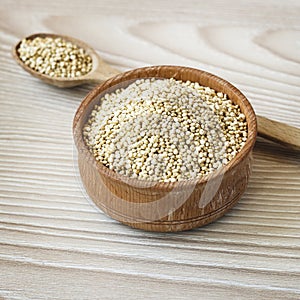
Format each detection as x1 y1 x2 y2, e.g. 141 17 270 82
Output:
17 37 92 78
83 78 248 182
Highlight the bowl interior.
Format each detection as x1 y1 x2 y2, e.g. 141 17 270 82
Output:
73 65 257 188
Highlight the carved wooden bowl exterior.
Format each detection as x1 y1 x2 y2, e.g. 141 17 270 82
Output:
73 66 257 232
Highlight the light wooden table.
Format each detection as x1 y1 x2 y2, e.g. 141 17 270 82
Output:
0 1 300 299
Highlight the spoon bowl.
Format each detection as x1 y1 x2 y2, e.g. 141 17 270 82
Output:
12 33 119 88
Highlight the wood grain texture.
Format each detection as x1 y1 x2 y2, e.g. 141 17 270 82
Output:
0 1 300 299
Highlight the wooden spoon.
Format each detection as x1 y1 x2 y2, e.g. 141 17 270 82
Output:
12 33 120 88
13 33 300 150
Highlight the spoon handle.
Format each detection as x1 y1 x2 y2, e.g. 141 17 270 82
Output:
88 60 120 82
257 115 300 151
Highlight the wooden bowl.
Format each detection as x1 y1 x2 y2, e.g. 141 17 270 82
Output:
73 66 257 232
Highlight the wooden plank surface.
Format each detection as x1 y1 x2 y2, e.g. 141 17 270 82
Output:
0 1 300 299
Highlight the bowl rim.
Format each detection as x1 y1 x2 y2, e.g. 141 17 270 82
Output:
73 65 257 190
